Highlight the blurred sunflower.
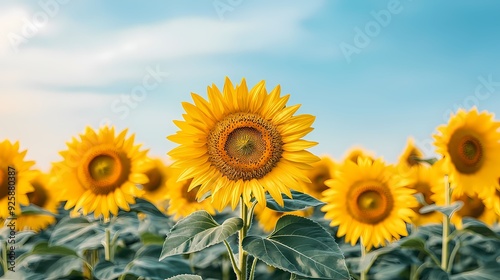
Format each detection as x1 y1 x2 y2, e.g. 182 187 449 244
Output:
302 156 336 200
255 206 313 232
343 147 375 164
321 157 417 250
479 180 500 216
398 138 424 169
54 126 151 219
0 140 35 219
16 171 58 231
405 165 445 226
434 107 500 196
165 168 216 220
168 77 319 210
450 191 497 229
141 158 170 210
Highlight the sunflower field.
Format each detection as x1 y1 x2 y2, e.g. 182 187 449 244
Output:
1 78 500 280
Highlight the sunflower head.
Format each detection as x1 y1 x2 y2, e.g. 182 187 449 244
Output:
434 107 500 195
16 171 58 231
450 191 497 229
0 140 35 219
168 77 319 210
53 126 151 219
165 167 216 220
141 158 170 209
398 137 424 168
343 147 375 165
302 156 336 200
321 156 417 250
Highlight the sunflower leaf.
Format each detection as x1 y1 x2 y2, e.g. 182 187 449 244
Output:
420 201 464 218
20 204 57 216
265 190 324 212
160 210 243 260
460 218 500 239
243 215 350 279
166 274 203 280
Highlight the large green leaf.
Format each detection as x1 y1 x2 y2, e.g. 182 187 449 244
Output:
46 255 84 280
243 215 350 279
130 197 167 218
94 261 127 280
460 218 500 239
160 211 243 260
450 261 500 280
49 216 103 253
399 236 441 266
21 204 57 216
265 190 325 212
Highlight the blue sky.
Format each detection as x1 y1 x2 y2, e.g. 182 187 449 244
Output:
1 0 500 170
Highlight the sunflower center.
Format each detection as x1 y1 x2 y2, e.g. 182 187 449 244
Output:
27 182 48 207
78 146 131 195
448 130 484 174
142 167 163 192
310 166 330 193
181 179 198 202
456 194 485 218
0 169 7 199
208 113 283 181
347 182 394 224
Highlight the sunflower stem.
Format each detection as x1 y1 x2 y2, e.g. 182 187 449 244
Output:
360 239 368 280
249 257 258 280
238 200 249 280
441 175 451 271
1 241 7 275
224 240 240 276
104 227 111 262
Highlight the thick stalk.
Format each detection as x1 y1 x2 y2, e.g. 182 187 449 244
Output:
104 228 111 262
249 257 258 280
360 239 368 280
441 175 450 271
238 201 249 280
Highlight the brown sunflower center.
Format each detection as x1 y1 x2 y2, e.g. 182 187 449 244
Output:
78 146 131 195
347 182 394 224
448 129 484 174
207 113 283 181
456 194 485 218
412 183 434 215
0 169 7 199
143 167 163 192
181 179 198 202
27 182 48 207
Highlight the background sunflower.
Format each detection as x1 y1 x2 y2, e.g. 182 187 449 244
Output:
141 158 171 211
0 140 35 219
15 171 58 231
168 77 319 210
53 126 151 219
302 155 336 200
321 156 417 250
434 107 500 196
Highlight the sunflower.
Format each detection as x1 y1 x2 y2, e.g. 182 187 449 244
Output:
0 140 35 219
398 137 424 169
53 126 151 219
450 191 497 229
434 107 500 196
404 165 445 226
254 206 313 232
343 147 375 164
16 171 59 231
321 156 417 250
302 156 336 200
479 179 500 216
167 77 319 210
165 168 216 220
141 158 170 210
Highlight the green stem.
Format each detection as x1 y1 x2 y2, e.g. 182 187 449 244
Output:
224 240 240 276
441 175 451 271
360 239 368 280
238 201 249 280
104 228 111 262
1 241 7 275
249 257 258 280
447 240 461 274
